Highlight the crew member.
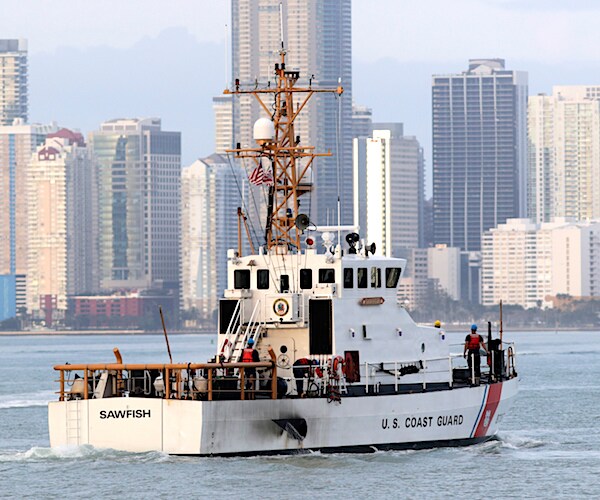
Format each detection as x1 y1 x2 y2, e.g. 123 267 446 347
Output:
463 324 488 384
434 320 445 340
242 338 260 398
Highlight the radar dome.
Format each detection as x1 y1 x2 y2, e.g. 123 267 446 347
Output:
253 118 275 144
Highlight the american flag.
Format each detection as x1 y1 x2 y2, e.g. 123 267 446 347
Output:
248 162 274 186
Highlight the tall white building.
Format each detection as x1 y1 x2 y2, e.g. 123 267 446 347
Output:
428 245 461 301
213 95 233 154
26 130 95 323
231 0 353 229
528 86 600 223
482 218 600 308
0 39 28 126
181 154 243 322
353 124 424 257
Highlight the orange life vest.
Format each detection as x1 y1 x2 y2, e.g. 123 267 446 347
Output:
467 334 481 350
242 348 254 362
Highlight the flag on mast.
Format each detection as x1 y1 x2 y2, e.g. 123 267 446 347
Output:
248 160 274 186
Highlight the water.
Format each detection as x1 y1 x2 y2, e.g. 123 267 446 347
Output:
1 331 599 499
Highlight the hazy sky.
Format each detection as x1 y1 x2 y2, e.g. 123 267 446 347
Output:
4 0 600 195
6 0 600 61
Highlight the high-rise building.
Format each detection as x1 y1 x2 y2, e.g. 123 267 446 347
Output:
0 39 28 126
231 0 353 229
481 218 600 308
352 103 372 139
353 124 424 256
26 129 95 324
428 244 461 301
0 121 58 313
529 86 600 223
213 95 233 154
180 154 243 322
90 118 181 293
432 59 528 251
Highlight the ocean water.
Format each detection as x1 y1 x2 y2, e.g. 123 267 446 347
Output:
1 330 599 499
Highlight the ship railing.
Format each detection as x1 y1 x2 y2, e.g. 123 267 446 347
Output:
449 341 517 384
362 345 517 393
53 361 277 402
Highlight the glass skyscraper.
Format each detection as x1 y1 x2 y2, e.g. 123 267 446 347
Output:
432 59 528 252
90 118 181 292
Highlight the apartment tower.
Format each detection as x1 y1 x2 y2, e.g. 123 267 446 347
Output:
432 59 528 251
0 39 28 126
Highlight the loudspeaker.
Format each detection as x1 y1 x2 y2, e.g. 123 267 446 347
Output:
295 214 310 230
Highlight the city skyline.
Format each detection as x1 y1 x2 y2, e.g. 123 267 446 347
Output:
5 2 600 195
1 2 600 324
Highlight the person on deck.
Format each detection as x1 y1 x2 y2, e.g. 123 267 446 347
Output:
463 324 488 384
242 338 260 398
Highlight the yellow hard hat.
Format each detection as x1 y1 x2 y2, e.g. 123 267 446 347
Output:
434 320 441 327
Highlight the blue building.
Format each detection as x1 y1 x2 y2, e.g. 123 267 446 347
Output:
0 274 16 321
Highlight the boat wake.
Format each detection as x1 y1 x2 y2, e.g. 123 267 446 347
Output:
473 433 549 454
0 445 170 463
0 390 55 410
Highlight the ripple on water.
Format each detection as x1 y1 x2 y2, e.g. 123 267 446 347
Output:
0 445 171 464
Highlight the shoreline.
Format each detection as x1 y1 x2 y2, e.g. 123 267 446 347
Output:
1 327 598 336
0 329 215 336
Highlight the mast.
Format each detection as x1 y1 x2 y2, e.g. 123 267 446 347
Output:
225 46 343 251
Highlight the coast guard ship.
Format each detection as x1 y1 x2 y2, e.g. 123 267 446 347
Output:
48 43 518 456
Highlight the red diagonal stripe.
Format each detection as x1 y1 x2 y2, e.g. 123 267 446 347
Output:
474 382 503 438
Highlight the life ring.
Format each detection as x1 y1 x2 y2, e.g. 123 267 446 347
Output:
329 355 346 378
273 298 290 317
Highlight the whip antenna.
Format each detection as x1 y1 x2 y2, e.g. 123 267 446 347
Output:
159 306 173 364
279 2 284 50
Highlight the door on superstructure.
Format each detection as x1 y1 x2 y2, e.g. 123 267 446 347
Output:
219 299 239 334
309 299 332 354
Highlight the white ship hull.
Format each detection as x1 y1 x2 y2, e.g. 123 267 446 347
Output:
48 378 517 455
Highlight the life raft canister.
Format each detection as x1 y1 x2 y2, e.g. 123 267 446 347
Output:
467 334 481 350
242 348 254 362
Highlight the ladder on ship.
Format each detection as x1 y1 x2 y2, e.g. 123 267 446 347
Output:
65 400 81 445
224 300 264 362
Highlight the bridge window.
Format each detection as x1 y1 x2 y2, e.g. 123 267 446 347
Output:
371 267 381 288
234 270 250 289
300 269 313 289
319 268 335 283
257 269 269 289
357 268 368 288
280 274 290 292
386 267 402 288
343 268 353 288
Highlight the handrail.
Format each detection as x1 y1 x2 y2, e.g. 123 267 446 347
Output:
54 361 273 371
54 360 277 402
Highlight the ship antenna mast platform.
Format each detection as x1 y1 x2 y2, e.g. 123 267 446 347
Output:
225 47 343 251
